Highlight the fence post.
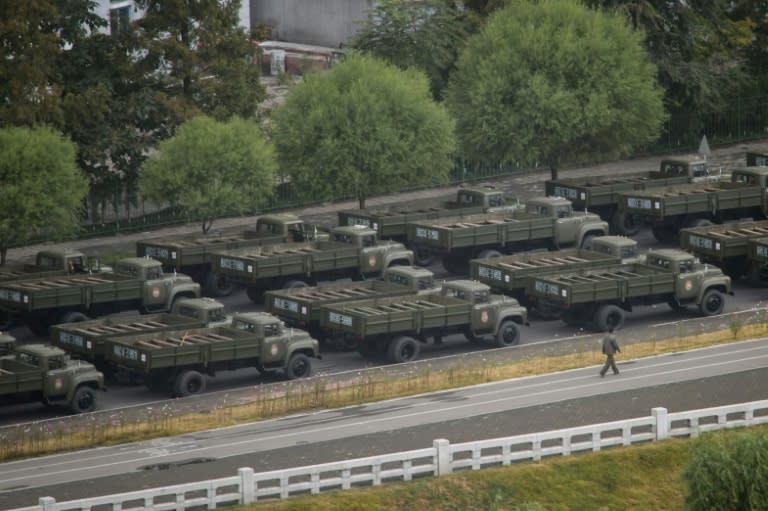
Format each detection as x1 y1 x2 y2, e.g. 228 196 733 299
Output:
653 407 669 440
434 438 452 476
39 497 56 511
239 467 255 505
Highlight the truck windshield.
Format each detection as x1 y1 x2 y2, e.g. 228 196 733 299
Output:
733 173 757 185
487 194 503 207
678 260 694 273
146 266 163 279
621 247 637 258
555 206 572 218
232 320 256 332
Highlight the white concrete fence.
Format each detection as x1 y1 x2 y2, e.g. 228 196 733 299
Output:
15 399 768 511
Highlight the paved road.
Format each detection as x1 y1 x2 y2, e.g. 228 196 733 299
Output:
1 339 766 509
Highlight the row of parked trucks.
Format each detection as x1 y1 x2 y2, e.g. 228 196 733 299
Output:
2 152 766 414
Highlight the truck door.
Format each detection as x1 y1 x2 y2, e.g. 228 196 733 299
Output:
674 260 699 301
142 266 171 308
552 205 579 245
470 290 496 334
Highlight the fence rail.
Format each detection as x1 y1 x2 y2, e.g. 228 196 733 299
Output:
16 399 768 511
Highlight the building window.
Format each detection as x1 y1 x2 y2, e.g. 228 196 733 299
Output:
110 5 132 34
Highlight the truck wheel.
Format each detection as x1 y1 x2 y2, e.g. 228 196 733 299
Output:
285 353 312 379
245 287 264 304
561 310 583 327
28 319 52 337
477 249 502 259
60 311 89 324
580 235 596 250
495 321 520 347
667 299 685 312
699 289 725 316
687 218 714 228
284 280 309 290
204 271 235 297
442 255 468 275
387 336 421 363
651 224 678 243
413 247 434 267
173 370 206 397
69 386 96 414
611 210 640 236
593 305 625 332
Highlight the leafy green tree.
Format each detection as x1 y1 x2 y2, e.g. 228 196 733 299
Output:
271 52 457 209
140 116 277 233
0 126 88 264
350 0 466 99
445 0 666 180
134 0 265 121
683 427 768 510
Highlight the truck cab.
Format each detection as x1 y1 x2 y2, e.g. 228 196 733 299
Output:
228 312 320 371
383 266 436 292
329 225 414 272
243 213 327 243
115 258 201 311
730 166 768 187
644 249 732 303
588 236 641 262
747 152 768 167
171 297 229 328
655 156 726 182
524 197 606 248
456 187 507 209
0 333 14 358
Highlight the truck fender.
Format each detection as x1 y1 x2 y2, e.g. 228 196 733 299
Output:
493 310 529 331
696 279 733 303
166 288 200 310
383 250 415 270
284 339 322 365
65 376 105 403
576 221 609 245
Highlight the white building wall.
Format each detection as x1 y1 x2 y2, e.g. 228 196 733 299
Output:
93 0 250 34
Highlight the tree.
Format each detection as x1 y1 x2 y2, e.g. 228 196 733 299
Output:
140 116 277 233
272 52 456 209
444 0 666 180
349 0 466 100
0 126 88 264
683 427 768 510
134 0 265 121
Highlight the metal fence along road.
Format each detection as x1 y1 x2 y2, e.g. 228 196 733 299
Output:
15 399 768 511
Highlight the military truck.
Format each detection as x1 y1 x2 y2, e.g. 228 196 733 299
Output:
101 312 320 397
0 257 200 336
527 249 732 331
264 266 436 347
619 166 768 242
136 213 326 297
212 225 414 304
317 280 528 363
545 156 726 236
747 236 768 283
0 341 104 414
337 186 521 266
469 236 638 313
407 197 609 274
49 297 227 372
679 219 768 283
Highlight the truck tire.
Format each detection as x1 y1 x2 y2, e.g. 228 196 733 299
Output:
204 271 235 297
593 304 625 332
28 318 52 337
442 255 468 275
284 280 309 289
69 386 97 414
561 310 584 327
699 289 725 316
413 247 434 267
387 336 421 363
651 224 678 243
687 218 714 228
477 249 503 259
611 210 640 236
173 370 206 397
245 287 264 304
285 353 312 379
495 320 520 347
60 311 89 324
667 299 685 312
580 235 596 250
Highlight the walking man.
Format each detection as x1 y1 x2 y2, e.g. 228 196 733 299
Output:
600 327 620 377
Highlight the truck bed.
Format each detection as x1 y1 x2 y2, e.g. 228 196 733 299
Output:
105 326 261 371
0 360 43 395
545 172 687 208
137 233 280 269
680 220 768 260
407 213 553 250
320 293 471 337
338 203 484 239
530 264 673 305
622 182 761 218
265 280 418 323
51 313 203 360
471 249 619 292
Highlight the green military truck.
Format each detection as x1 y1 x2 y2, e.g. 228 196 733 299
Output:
101 312 320 397
212 225 414 303
747 236 768 283
407 197 609 274
0 341 104 414
527 249 732 331
545 156 726 236
619 166 768 242
317 280 528 363
0 257 200 336
49 297 227 372
136 213 326 297
337 187 521 266
469 236 638 314
679 220 768 279
264 266 436 348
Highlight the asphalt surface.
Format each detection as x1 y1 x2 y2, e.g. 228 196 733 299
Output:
0 340 766 509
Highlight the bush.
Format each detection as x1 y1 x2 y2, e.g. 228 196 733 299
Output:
683 427 768 510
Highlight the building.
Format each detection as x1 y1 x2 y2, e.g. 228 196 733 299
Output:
93 0 252 34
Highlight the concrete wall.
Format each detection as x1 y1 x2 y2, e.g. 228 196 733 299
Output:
252 0 376 48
